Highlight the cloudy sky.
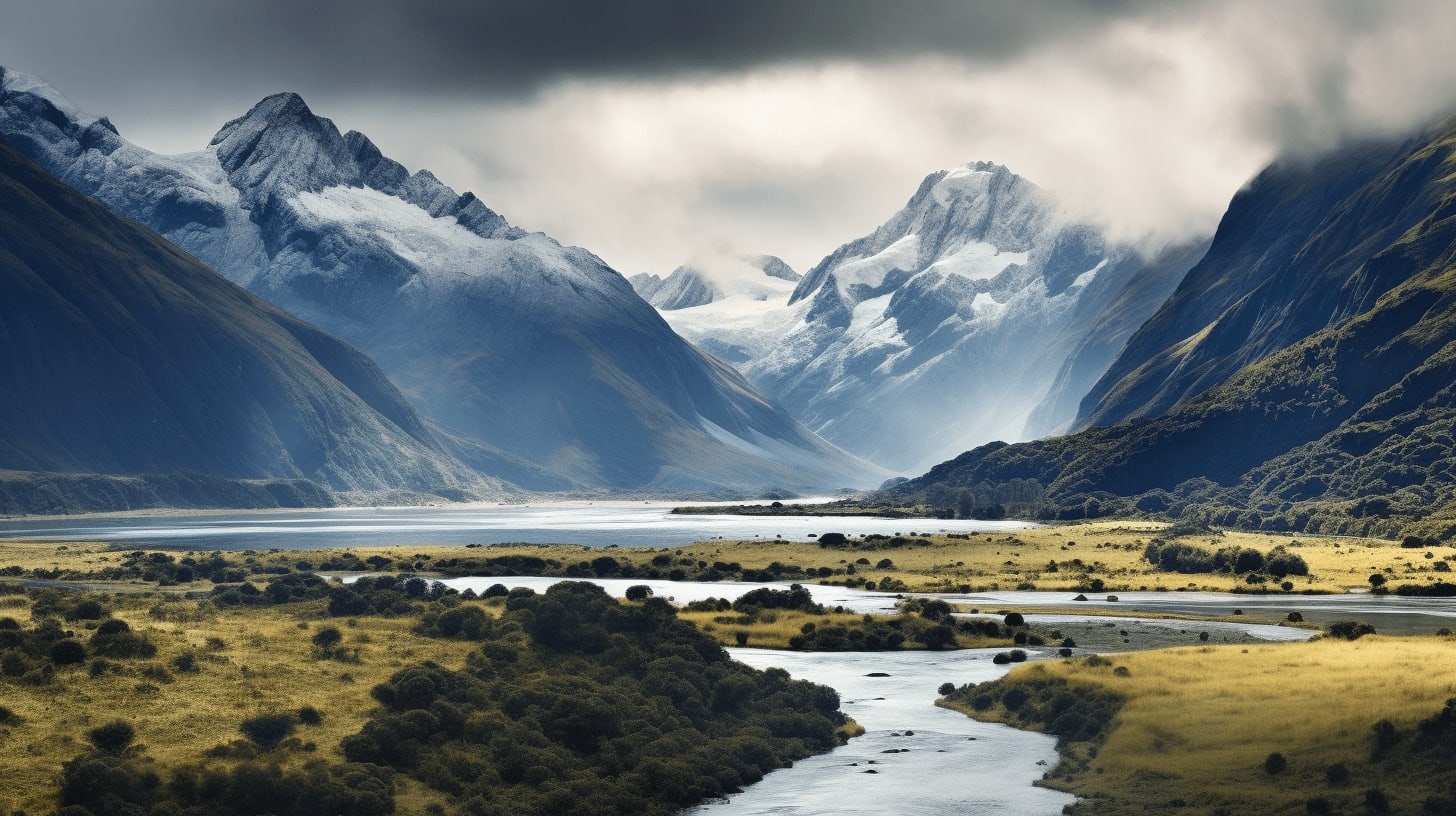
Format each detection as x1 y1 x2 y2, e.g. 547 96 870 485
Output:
4 0 1456 275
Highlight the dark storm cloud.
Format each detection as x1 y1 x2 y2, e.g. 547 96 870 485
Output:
5 0 1168 99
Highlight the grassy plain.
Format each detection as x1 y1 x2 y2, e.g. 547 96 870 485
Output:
0 591 479 815
0 519 1453 813
7 520 1449 597
945 636 1456 815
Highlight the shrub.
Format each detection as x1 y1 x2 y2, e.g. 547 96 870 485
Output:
1365 788 1391 813
65 599 107 621
938 682 956 696
87 720 136 754
624 584 653 601
50 639 87 666
1328 621 1377 640
1265 752 1287 775
298 706 323 725
312 626 343 651
1004 612 1025 627
240 713 296 749
1326 762 1349 784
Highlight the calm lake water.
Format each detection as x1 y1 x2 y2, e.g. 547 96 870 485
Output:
0 501 1034 550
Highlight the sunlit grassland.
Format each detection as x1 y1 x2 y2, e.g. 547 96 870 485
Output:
676 608 1009 650
5 520 1449 598
947 637 1456 815
640 522 1443 594
0 592 483 815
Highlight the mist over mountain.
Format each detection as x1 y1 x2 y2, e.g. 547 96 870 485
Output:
654 162 1201 473
887 116 1456 539
0 67 879 494
0 137 498 513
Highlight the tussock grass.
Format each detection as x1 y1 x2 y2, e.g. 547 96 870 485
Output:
0 593 478 815
1 520 1443 598
676 608 1008 650
952 636 1456 815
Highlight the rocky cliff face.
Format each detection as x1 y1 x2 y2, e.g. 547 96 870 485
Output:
0 68 879 493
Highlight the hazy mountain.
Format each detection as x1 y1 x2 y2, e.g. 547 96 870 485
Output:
662 162 1197 472
633 253 805 366
631 254 800 312
0 67 878 493
886 118 1456 539
0 137 498 513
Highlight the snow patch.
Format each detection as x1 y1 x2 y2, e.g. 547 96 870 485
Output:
926 240 1028 282
930 165 993 206
1 69 98 127
1071 259 1108 289
832 234 919 297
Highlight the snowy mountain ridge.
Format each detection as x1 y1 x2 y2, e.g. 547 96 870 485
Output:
0 67 880 492
653 161 1202 473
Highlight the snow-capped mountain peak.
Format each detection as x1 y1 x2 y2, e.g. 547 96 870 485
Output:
656 161 1200 472
0 68 878 492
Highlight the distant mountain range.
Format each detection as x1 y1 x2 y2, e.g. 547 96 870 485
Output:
644 162 1203 472
0 138 497 513
0 67 880 497
886 117 1456 540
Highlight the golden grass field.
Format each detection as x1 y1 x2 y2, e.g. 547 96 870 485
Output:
948 636 1456 815
1 519 1453 813
0 591 482 815
5 519 1444 596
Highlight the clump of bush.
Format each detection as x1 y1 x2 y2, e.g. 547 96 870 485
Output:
1142 540 1308 578
1327 621 1377 640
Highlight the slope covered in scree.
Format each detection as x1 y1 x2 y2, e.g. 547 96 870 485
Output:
885 117 1456 540
0 138 497 512
0 67 879 493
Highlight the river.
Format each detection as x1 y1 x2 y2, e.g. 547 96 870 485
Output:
14 506 1451 813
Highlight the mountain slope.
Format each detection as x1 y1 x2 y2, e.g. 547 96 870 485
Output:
1076 132 1448 429
0 137 496 512
0 68 878 492
886 118 1456 539
666 163 1197 472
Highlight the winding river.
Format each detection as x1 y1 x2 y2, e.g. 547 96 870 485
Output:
12 504 1455 813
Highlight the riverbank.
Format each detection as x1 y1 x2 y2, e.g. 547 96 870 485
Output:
944 635 1456 815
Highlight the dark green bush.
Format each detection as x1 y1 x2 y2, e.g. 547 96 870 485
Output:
240 713 296 749
86 720 136 754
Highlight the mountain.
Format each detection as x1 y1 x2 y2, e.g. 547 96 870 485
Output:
0 137 498 513
1075 136 1449 429
658 162 1199 473
631 254 805 366
630 253 800 311
0 67 879 493
884 118 1456 540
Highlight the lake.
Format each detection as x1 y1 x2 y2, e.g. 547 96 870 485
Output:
0 501 1034 550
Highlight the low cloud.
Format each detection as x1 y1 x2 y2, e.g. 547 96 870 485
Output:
5 0 1456 274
